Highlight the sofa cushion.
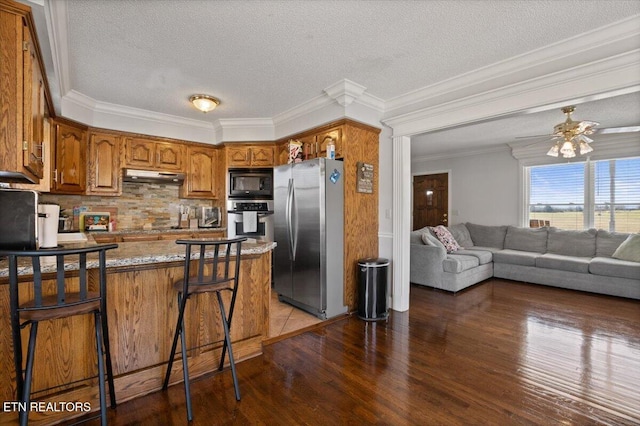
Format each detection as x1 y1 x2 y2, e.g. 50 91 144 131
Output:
492 249 541 267
547 228 596 257
431 225 461 253
410 226 431 245
443 255 480 274
465 223 507 249
596 229 630 257
455 249 493 265
468 246 503 254
536 253 591 274
589 257 640 280
612 234 640 262
421 232 445 249
504 226 548 253
448 224 474 248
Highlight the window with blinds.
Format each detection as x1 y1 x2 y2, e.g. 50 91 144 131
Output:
528 157 640 232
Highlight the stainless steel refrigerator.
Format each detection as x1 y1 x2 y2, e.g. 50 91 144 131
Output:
273 158 347 319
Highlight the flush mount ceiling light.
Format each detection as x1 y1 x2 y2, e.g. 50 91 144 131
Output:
546 106 598 158
189 94 220 113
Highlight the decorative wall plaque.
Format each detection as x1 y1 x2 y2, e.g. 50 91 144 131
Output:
356 162 374 194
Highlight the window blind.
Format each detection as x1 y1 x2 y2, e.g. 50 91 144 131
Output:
528 157 640 232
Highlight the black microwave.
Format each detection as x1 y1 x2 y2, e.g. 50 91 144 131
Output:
228 168 273 199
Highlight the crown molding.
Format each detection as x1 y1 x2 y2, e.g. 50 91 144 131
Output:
412 145 510 164
383 49 640 137
44 0 70 99
323 79 367 107
385 15 640 117
214 118 275 142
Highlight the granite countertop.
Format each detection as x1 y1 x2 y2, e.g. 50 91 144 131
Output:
0 238 276 278
87 227 226 236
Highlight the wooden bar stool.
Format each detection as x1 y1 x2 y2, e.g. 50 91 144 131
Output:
1 244 118 426
163 237 247 422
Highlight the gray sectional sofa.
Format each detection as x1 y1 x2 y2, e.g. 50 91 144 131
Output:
410 223 640 299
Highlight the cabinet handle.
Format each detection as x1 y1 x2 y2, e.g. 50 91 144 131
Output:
315 142 318 154
60 171 64 184
156 152 160 164
53 169 58 183
33 144 44 161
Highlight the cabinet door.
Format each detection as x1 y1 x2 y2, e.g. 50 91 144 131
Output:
183 145 217 199
250 146 274 167
227 146 251 167
316 127 342 159
22 26 44 178
52 122 86 194
125 137 155 168
156 142 183 171
87 131 121 196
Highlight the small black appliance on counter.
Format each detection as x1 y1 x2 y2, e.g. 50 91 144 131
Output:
0 189 38 250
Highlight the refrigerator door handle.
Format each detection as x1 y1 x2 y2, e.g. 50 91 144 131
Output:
286 178 294 261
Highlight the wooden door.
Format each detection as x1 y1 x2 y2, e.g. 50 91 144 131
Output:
155 142 183 171
87 131 121 195
125 137 155 168
413 173 448 230
227 146 251 167
22 25 44 179
250 146 274 166
183 145 217 199
52 122 86 194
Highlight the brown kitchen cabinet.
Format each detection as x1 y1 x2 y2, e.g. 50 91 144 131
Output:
181 145 218 199
0 1 52 183
125 137 184 172
226 144 274 167
87 131 122 196
51 120 87 194
11 117 52 192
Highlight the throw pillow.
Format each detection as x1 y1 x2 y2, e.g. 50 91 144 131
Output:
430 225 461 253
612 234 640 262
421 232 445 249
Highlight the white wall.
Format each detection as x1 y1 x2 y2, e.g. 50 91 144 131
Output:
411 148 520 226
378 126 394 259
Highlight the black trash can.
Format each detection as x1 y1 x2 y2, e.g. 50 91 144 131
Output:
357 258 389 321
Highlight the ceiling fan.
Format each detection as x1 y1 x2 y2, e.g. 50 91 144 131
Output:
517 105 640 159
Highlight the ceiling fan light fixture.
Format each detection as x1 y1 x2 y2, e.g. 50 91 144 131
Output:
560 140 575 156
547 106 599 159
579 141 594 155
189 94 220 113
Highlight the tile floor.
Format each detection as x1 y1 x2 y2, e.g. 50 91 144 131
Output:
269 290 323 337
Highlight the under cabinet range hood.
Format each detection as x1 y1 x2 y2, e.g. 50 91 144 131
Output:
123 169 185 184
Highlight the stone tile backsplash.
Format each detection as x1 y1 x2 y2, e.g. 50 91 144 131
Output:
40 182 219 231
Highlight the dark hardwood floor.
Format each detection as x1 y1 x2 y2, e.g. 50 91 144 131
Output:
66 279 640 425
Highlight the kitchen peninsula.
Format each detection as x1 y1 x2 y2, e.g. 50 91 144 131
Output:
0 238 275 425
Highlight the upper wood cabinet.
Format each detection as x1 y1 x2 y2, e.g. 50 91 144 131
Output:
276 127 343 165
181 145 218 199
0 1 51 183
51 120 87 194
87 131 122 196
11 117 52 192
125 137 184 172
226 144 274 167
22 25 46 179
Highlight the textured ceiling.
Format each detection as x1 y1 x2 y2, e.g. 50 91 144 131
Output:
32 0 640 154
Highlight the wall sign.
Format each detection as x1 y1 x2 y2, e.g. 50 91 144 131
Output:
356 162 374 194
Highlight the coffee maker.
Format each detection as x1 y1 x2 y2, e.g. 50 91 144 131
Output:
198 206 220 228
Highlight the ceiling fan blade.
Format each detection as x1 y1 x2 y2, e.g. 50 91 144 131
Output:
514 134 554 140
595 126 640 134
